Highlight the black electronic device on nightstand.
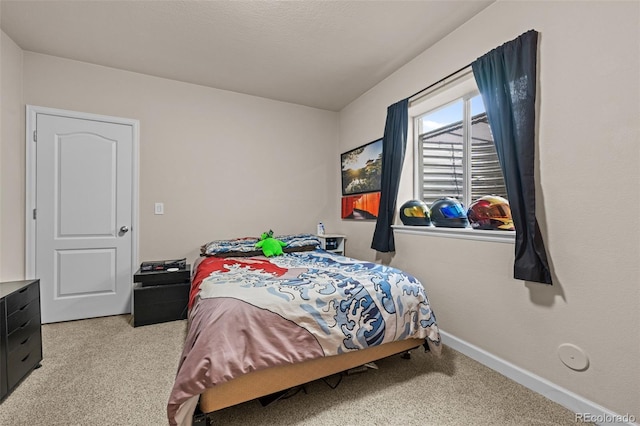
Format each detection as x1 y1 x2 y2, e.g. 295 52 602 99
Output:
325 238 338 250
132 264 191 327
134 261 190 287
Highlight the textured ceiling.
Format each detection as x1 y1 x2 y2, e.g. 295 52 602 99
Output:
1 0 494 111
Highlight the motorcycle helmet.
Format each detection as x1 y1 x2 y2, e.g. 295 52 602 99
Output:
430 197 469 228
399 200 431 226
467 195 514 231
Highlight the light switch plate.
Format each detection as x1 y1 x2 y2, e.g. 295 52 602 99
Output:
154 202 164 215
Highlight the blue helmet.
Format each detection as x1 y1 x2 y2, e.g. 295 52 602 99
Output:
430 197 469 228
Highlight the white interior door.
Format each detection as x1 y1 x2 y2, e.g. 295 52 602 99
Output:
28 107 138 323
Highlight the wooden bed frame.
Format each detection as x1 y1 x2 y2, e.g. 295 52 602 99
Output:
194 337 424 423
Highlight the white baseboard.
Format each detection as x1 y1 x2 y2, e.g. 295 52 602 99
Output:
439 330 638 426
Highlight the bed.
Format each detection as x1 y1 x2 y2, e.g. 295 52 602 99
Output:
167 234 441 426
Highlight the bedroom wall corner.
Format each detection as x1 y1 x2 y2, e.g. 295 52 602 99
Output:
0 30 25 281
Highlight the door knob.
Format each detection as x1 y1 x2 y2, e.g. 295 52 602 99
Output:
120 226 129 233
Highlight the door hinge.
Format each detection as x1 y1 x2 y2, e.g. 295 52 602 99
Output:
33 208 36 220
33 130 37 142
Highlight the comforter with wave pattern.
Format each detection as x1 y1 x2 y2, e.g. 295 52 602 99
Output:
167 250 441 425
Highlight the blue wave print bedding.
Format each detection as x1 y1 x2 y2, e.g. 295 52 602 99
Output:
196 249 441 356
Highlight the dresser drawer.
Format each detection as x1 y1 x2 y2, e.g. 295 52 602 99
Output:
7 298 40 334
7 330 42 390
0 279 42 400
7 315 40 352
5 281 39 315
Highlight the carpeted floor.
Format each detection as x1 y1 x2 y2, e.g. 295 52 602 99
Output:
0 315 589 426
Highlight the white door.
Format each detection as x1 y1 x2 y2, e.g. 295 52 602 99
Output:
28 107 138 323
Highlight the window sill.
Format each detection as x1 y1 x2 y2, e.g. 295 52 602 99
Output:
393 224 515 244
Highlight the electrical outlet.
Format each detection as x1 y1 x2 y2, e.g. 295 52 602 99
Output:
154 202 164 215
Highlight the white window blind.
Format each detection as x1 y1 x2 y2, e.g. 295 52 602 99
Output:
419 111 507 207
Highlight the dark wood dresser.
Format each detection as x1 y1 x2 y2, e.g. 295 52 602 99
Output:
0 279 42 400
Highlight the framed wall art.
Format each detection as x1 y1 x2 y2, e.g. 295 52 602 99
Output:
341 138 383 196
341 192 381 220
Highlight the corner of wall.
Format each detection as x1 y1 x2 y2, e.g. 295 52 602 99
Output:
1 30 26 281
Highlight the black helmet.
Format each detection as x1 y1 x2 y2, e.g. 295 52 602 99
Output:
467 195 514 231
430 197 469 228
399 200 431 226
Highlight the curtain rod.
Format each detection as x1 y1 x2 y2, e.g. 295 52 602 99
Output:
406 62 473 102
406 29 537 102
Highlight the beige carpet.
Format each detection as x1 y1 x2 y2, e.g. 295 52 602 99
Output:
0 315 589 426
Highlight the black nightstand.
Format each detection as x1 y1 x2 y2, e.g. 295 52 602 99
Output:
132 265 191 327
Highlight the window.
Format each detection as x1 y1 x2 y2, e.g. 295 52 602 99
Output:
412 72 507 210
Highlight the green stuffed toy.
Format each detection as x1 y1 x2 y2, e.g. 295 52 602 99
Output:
255 230 287 257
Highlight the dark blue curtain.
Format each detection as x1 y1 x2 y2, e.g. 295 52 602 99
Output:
472 30 552 284
371 99 409 252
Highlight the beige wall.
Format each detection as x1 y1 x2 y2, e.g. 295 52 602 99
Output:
2 0 639 419
19 52 338 264
1 31 24 281
338 0 639 419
